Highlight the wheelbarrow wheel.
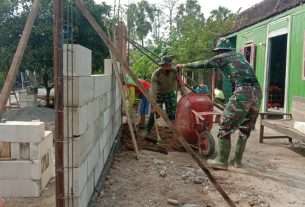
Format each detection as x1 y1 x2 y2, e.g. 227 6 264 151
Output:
198 131 215 158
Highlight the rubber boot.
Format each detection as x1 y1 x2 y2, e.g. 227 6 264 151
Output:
231 137 247 168
207 138 231 170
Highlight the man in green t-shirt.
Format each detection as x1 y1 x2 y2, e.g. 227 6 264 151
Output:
145 56 185 138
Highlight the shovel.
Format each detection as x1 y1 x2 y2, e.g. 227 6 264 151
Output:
144 113 168 154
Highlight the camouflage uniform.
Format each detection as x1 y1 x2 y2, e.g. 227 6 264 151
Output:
181 39 262 170
185 51 262 140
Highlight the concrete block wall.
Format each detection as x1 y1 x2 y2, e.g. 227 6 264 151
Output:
63 45 121 207
0 121 54 197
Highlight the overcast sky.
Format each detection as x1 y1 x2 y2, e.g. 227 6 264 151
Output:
94 0 264 18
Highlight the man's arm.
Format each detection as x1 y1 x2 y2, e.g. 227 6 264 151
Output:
185 59 219 69
176 57 220 70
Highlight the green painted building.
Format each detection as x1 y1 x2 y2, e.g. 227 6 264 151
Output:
225 0 305 113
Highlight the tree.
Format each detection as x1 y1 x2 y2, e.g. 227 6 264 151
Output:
160 0 180 36
175 0 205 34
209 6 232 23
126 0 156 46
206 6 236 37
0 0 112 105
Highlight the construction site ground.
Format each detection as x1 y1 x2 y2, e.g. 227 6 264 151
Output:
2 106 305 207
93 118 305 207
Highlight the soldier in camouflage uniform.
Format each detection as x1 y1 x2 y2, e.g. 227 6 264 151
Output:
176 39 262 170
145 56 185 138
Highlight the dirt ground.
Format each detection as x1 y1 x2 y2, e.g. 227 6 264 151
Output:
94 117 305 207
2 106 305 207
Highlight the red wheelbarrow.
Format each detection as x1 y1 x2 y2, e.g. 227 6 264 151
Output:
174 71 221 157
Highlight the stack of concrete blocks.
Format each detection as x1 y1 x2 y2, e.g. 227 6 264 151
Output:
0 121 54 197
19 92 38 108
63 44 121 207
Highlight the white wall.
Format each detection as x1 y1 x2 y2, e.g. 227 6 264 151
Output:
63 45 121 207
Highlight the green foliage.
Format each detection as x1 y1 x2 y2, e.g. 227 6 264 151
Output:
126 0 157 45
0 0 111 88
129 49 159 80
126 0 237 82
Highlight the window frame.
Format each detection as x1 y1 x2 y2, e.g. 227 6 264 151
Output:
240 43 256 70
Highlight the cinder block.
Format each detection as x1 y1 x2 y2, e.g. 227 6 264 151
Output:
30 131 53 160
103 108 111 127
41 151 54 189
95 152 104 185
10 143 20 159
64 125 94 167
294 121 305 134
87 101 95 126
115 84 121 99
99 94 107 114
87 169 95 202
20 142 30 159
103 140 111 164
93 98 100 122
64 159 88 197
0 160 41 180
0 179 41 197
64 186 88 207
63 44 92 77
0 121 44 143
104 122 113 142
104 59 112 75
81 183 89 207
115 97 121 111
99 131 107 155
106 91 111 108
63 76 95 107
19 93 37 102
92 75 111 98
94 117 103 144
64 105 88 137
87 143 99 176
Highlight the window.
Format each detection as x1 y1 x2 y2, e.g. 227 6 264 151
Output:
240 43 256 70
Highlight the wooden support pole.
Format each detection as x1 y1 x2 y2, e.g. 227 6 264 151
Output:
74 1 235 206
0 0 41 120
110 55 139 159
106 21 139 158
53 0 64 206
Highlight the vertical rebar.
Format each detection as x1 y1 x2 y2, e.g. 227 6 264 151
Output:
53 0 64 206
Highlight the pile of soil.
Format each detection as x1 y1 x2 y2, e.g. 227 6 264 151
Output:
121 121 186 153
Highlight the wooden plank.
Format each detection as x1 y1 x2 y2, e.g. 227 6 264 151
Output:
0 0 41 119
291 96 305 121
262 119 295 128
0 142 11 158
262 121 305 142
74 1 236 206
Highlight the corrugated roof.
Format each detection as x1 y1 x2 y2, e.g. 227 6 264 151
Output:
226 0 305 35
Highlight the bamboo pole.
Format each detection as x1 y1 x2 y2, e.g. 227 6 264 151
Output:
74 1 235 206
0 0 41 120
106 21 139 158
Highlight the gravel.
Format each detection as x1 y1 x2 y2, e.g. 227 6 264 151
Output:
3 106 55 123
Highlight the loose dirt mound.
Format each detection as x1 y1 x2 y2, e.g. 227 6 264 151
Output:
121 121 186 153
